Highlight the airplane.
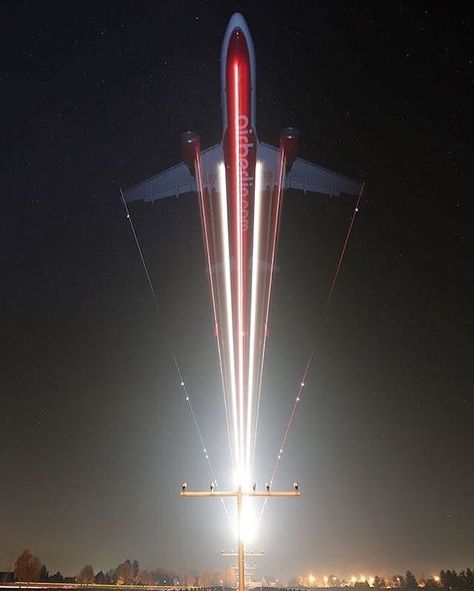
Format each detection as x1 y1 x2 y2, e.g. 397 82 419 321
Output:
124 13 361 488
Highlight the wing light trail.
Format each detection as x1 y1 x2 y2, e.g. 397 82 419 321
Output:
247 161 263 477
119 187 231 524
251 146 286 474
173 352 232 526
324 180 366 316
194 152 235 469
172 352 220 487
119 188 161 312
218 162 239 474
257 180 366 527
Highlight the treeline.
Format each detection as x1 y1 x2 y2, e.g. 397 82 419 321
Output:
289 570 474 591
11 549 234 587
373 570 474 590
10 551 474 591
353 570 474 591
438 570 474 591
12 550 180 585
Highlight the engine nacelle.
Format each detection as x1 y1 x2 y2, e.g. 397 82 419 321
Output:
279 127 299 170
181 131 201 171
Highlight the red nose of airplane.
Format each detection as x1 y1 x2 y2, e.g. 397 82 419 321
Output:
227 27 250 69
221 13 256 131
226 28 251 120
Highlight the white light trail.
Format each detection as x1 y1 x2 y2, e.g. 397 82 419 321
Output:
252 150 286 472
195 153 235 468
246 160 263 479
219 162 240 472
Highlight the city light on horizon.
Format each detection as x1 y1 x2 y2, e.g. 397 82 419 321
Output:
298 572 448 588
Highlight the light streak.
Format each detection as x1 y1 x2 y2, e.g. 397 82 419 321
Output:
195 151 236 468
119 187 161 313
219 162 240 472
252 147 286 474
231 495 258 544
173 352 232 527
257 179 366 527
246 161 262 479
233 61 245 486
195 153 219 344
269 353 314 486
173 353 219 485
324 180 365 315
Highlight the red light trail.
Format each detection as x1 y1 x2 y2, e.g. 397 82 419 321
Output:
257 181 366 527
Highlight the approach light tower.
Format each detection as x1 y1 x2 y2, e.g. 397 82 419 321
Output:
180 482 300 591
222 550 264 590
233 564 255 589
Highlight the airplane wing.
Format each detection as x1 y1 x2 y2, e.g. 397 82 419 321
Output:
124 143 224 203
258 142 361 197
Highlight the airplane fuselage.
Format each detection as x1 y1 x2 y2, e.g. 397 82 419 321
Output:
220 16 263 485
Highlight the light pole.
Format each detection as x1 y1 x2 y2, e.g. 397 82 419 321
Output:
180 484 300 591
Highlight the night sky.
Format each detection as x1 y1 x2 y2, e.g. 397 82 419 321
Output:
2 0 473 583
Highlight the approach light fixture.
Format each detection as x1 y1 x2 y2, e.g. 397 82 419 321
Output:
181 481 188 492
293 481 299 492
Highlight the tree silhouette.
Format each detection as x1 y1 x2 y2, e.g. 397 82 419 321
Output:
94 571 108 585
441 570 460 590
39 565 49 582
78 565 94 584
49 572 64 583
152 568 172 585
461 568 474 590
14 549 43 582
106 568 116 583
133 560 139 581
406 571 418 589
116 560 133 585
137 570 154 585
391 575 406 588
184 573 197 587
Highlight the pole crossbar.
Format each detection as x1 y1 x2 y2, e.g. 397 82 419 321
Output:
220 551 264 557
181 490 300 498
